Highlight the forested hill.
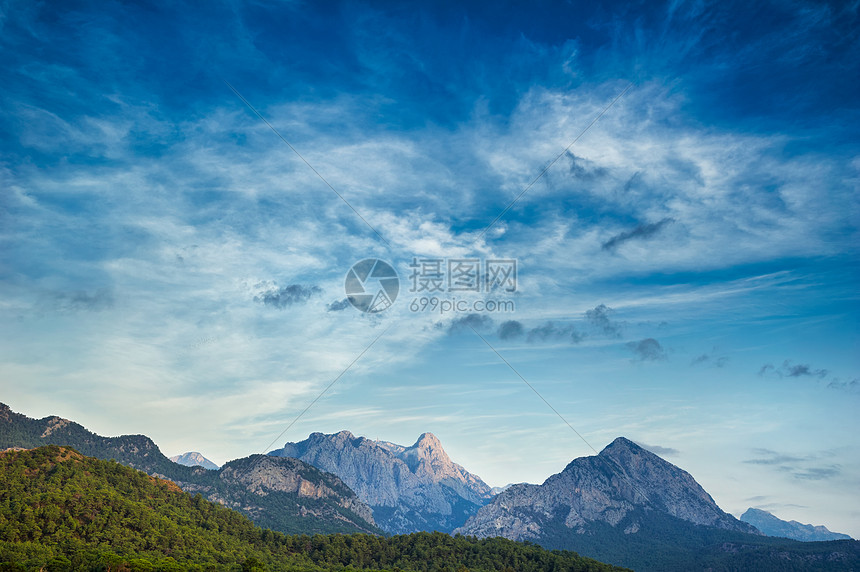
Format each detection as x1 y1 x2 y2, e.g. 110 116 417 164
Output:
0 402 379 536
0 401 198 479
0 446 629 571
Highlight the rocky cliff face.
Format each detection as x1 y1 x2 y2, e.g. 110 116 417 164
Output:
175 454 378 533
741 507 852 541
456 437 758 540
269 430 494 534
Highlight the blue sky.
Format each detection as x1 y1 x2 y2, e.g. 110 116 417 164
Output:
1 0 858 536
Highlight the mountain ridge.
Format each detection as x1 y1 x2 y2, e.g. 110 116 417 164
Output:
0 445 627 571
741 507 853 542
269 430 493 534
0 402 378 535
457 437 759 538
455 437 860 570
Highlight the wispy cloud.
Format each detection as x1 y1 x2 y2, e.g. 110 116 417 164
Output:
691 351 728 368
447 316 585 345
626 338 667 361
827 378 860 393
446 313 494 335
525 322 584 344
497 320 525 340
757 360 851 391
584 304 622 337
326 298 351 312
636 442 680 456
602 218 675 251
744 448 842 481
0 0 857 537
48 289 114 312
253 283 322 309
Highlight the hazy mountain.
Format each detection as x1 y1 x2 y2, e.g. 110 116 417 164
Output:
170 451 219 470
269 430 494 534
456 437 860 571
490 483 517 495
0 402 377 535
741 507 852 541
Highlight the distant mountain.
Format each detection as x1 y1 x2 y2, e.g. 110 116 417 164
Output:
0 445 627 572
0 402 378 535
490 483 516 495
170 451 219 470
741 507 852 541
457 437 860 571
269 430 494 534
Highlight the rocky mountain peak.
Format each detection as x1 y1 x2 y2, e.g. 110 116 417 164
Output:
601 436 644 454
401 432 452 473
595 437 662 471
269 430 494 534
334 430 355 441
414 432 442 449
458 436 758 543
170 451 219 470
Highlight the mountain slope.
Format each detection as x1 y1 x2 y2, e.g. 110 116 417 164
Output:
456 437 860 571
0 402 195 479
0 445 319 570
174 454 379 535
170 451 219 470
458 437 755 539
741 508 852 541
0 446 628 572
269 430 493 534
0 402 376 535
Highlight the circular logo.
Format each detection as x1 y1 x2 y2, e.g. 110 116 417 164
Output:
344 259 399 313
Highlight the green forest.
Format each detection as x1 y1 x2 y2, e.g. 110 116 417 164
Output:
0 404 379 536
0 446 627 572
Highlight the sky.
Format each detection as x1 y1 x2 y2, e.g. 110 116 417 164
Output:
1 0 859 537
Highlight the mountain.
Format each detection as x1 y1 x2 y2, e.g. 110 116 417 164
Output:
456 437 860 571
0 402 377 535
170 451 220 470
269 430 494 534
172 454 379 535
490 483 516 495
0 445 628 572
457 437 756 540
741 508 852 541
0 402 194 478
0 444 311 570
